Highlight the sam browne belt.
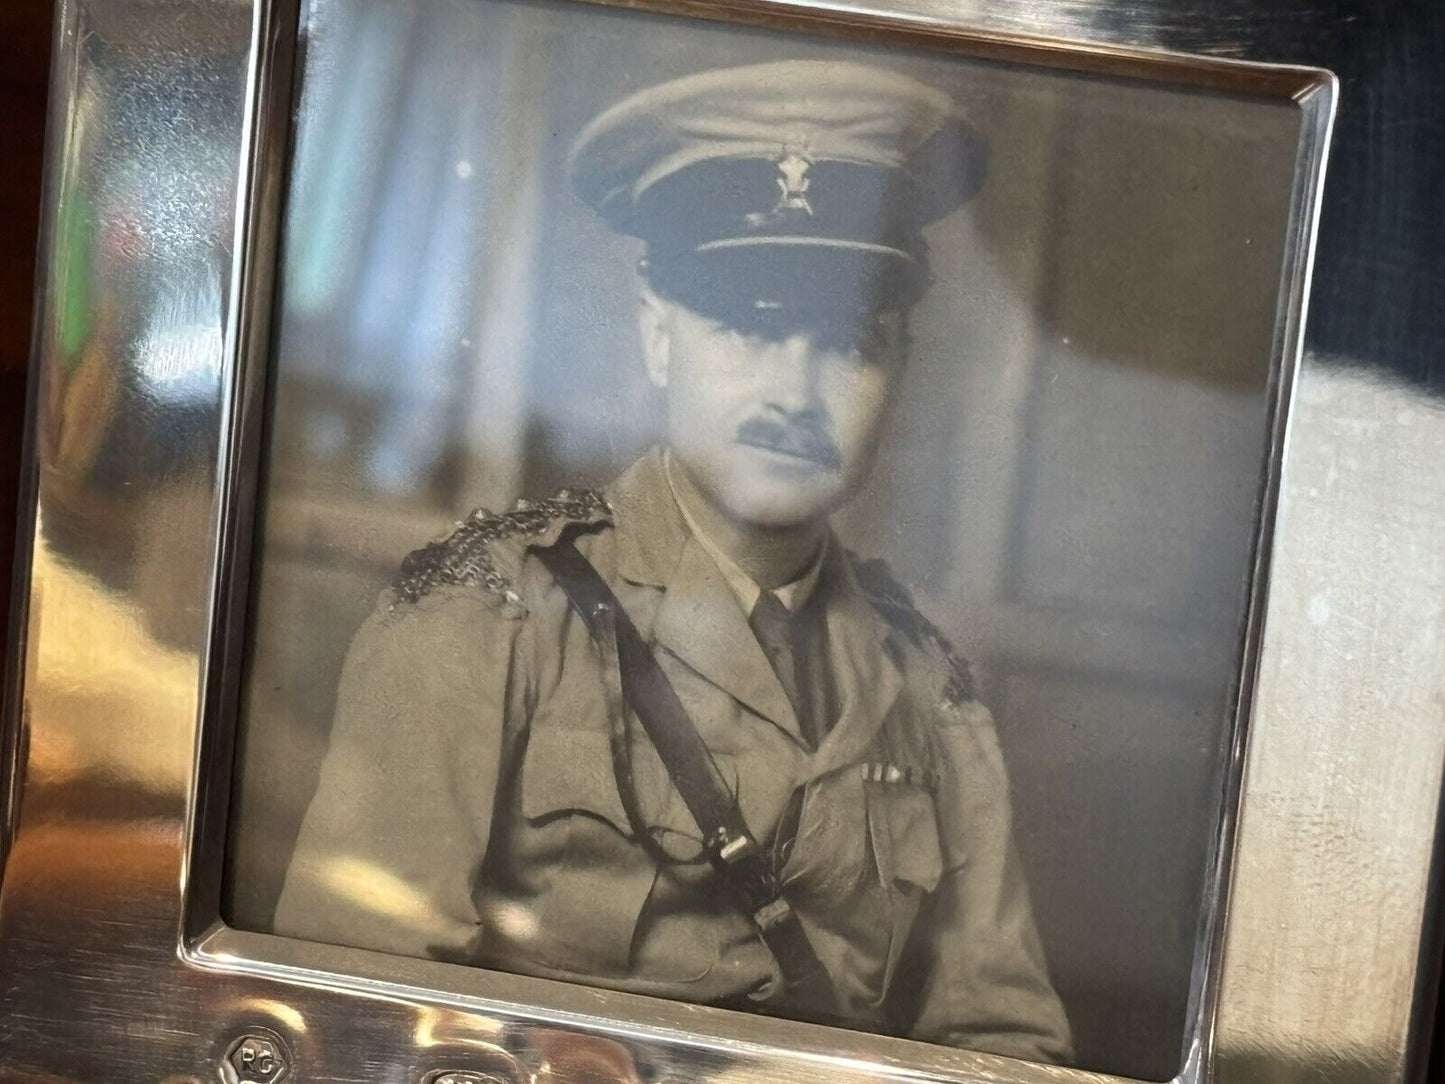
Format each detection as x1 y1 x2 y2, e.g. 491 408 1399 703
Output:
535 536 833 1007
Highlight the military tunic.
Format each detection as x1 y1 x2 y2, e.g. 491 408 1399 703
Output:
275 449 1072 1065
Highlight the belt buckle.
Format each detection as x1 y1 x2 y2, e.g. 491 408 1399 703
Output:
712 829 758 865
752 897 793 932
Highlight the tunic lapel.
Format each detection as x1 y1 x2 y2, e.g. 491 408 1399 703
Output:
605 448 804 744
651 536 803 742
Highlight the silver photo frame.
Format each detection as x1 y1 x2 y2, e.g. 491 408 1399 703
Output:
2 1 1441 1083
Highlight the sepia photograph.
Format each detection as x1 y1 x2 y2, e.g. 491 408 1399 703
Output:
14 0 1445 1079
221 0 1313 1078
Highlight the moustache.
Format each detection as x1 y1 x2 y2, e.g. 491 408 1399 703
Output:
735 415 842 469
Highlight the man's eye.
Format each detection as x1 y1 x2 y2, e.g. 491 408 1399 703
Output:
834 320 890 357
726 326 778 351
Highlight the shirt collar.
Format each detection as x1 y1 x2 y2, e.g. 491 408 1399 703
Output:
664 452 827 616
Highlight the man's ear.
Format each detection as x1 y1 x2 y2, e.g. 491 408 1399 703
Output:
638 282 670 389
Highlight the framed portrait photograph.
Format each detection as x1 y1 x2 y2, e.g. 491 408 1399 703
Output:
1 1 1442 1084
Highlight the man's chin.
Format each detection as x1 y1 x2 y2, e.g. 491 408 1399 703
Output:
716 476 842 530
670 448 851 529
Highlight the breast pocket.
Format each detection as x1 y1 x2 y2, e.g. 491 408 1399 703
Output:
865 780 944 993
521 723 634 833
517 724 656 975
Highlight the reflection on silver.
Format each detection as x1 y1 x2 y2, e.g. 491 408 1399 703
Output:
1216 362 1445 1080
0 1 1438 1084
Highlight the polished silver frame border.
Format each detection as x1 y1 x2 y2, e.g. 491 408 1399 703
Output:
8 0 1442 1083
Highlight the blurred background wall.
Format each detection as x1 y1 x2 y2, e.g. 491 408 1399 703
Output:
215 0 1308 1078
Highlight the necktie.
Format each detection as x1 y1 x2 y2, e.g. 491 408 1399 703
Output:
749 591 816 748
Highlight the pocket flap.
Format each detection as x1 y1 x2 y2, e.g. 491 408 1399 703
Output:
867 784 943 894
520 724 632 835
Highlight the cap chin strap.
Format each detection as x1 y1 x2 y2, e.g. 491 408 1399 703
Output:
694 235 917 262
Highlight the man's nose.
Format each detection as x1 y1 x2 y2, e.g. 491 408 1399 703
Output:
765 333 821 411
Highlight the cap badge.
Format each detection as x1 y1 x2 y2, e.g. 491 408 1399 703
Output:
776 151 814 214
745 151 815 228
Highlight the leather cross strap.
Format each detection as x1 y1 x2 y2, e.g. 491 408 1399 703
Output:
536 537 833 1004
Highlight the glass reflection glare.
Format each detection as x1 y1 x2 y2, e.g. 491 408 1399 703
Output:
227 0 1318 1078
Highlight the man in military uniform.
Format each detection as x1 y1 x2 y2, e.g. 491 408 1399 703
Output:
276 60 1072 1065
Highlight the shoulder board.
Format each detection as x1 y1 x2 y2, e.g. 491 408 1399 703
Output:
853 555 975 708
392 488 609 607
